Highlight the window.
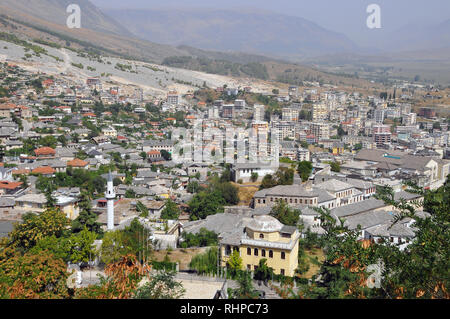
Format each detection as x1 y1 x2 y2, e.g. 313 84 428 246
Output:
247 247 251 255
254 248 258 256
259 234 264 239
269 250 273 258
281 252 285 259
247 264 251 270
280 269 285 275
262 249 266 257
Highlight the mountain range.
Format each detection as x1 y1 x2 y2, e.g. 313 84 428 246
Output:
103 8 361 59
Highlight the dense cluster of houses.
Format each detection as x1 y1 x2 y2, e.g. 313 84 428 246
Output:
0 60 449 286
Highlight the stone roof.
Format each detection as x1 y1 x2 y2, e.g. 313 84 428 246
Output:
365 223 416 238
15 193 46 204
0 221 14 238
330 198 386 218
246 215 283 233
315 179 355 192
0 197 15 207
254 185 319 198
182 212 246 238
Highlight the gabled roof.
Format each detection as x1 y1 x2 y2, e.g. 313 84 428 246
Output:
0 180 23 189
67 158 89 167
34 147 56 156
32 166 55 174
315 179 354 192
254 185 319 198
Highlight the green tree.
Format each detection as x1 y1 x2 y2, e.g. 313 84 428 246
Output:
230 271 259 299
330 162 341 173
8 209 70 250
269 200 301 226
259 174 277 190
227 250 243 275
213 182 239 205
67 227 97 264
250 172 259 183
188 190 225 220
189 247 218 275
254 259 274 283
160 199 180 220
136 201 149 218
181 228 218 248
134 270 185 299
374 179 450 299
125 189 136 198
297 161 313 182
72 191 103 236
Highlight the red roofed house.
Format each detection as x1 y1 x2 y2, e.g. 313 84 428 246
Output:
12 169 31 176
82 112 96 119
42 79 54 87
56 106 72 114
0 181 23 195
32 166 55 176
34 147 56 159
67 158 89 169
0 103 15 119
117 135 128 142
165 117 177 124
147 150 161 159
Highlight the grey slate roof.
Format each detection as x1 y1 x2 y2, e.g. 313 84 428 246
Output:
254 185 320 198
0 197 15 207
182 212 246 237
315 179 354 192
330 198 386 217
0 221 14 238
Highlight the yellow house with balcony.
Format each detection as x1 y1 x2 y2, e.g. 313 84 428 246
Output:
219 215 300 277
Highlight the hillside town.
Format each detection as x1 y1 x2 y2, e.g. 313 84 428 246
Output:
0 57 449 300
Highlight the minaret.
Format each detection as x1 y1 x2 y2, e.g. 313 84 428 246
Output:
106 171 116 230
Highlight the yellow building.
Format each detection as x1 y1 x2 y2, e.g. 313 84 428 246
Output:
219 215 300 277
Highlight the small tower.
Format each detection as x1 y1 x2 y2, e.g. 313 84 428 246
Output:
106 171 116 230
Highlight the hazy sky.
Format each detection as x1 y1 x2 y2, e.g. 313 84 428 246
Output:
91 0 450 47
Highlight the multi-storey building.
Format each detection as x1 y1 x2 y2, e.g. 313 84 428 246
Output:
312 103 328 121
219 215 300 276
253 104 265 122
310 122 330 142
282 108 299 122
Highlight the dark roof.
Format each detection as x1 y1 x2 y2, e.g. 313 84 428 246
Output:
281 225 297 234
0 221 14 238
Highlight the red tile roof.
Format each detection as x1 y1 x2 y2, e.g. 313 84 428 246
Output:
67 158 89 167
34 147 56 156
12 169 31 175
0 181 23 190
32 166 55 174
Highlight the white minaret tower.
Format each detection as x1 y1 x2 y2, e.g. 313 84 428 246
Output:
106 171 116 230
